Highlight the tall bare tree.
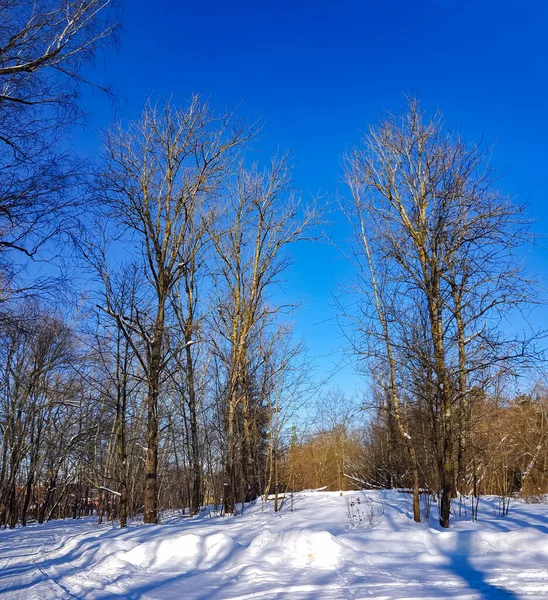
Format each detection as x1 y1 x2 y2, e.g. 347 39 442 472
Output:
343 97 537 527
211 155 318 513
94 97 250 523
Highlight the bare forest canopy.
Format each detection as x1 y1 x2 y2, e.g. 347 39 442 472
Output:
0 1 546 531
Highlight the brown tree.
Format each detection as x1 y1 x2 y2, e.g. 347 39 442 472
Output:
211 155 318 514
94 97 249 523
343 97 536 527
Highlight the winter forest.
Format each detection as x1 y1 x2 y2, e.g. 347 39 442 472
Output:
2 2 548 599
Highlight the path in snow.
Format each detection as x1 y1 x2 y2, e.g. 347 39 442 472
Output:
1 491 548 599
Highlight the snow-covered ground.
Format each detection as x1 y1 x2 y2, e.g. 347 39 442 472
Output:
1 490 547 599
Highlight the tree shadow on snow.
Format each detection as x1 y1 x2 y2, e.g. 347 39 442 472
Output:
440 540 519 600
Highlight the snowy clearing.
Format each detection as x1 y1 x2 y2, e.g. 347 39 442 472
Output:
1 491 548 599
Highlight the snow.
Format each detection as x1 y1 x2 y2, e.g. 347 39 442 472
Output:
1 491 548 599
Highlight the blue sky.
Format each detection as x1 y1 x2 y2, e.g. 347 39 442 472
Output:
75 0 548 398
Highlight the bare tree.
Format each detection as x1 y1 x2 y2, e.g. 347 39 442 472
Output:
263 335 315 512
343 97 537 527
0 0 118 300
94 97 250 523
168 193 212 516
210 155 318 514
339 183 422 522
88 265 144 528
0 303 76 527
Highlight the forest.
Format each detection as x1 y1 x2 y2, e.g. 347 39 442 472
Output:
1 0 547 537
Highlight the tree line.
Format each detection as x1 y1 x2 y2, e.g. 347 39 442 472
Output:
0 1 545 531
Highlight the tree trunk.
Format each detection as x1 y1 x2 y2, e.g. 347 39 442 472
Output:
39 476 56 524
185 341 202 516
144 301 165 525
224 399 236 514
144 388 159 524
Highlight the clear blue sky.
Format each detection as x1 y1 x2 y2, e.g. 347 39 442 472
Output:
75 0 548 398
